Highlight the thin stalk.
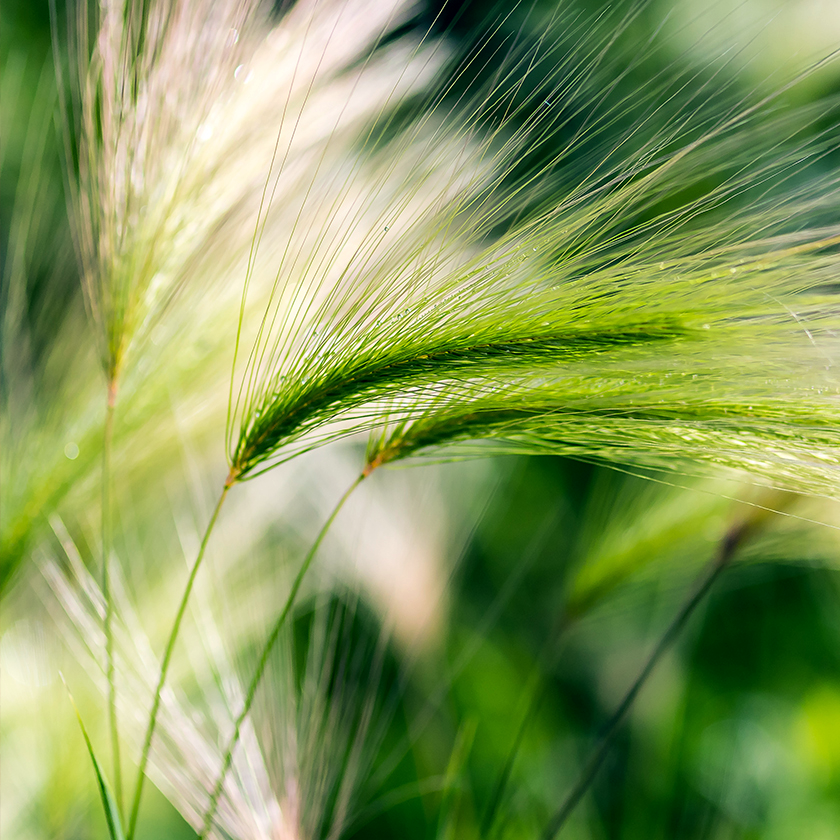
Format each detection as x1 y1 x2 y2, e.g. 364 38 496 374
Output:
482 611 573 836
127 474 235 840
198 472 366 838
541 522 748 840
102 379 122 819
481 668 543 837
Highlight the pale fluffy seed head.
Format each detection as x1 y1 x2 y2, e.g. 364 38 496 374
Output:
65 0 429 384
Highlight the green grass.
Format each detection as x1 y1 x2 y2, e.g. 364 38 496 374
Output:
4 1 840 838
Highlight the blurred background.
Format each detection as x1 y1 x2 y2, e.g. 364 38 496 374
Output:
3 1 840 839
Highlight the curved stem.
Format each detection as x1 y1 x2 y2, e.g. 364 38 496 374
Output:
102 380 122 819
198 472 366 838
127 477 233 840
541 522 748 840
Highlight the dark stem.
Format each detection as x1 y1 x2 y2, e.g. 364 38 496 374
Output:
541 521 748 840
102 379 122 819
126 475 234 840
198 472 366 838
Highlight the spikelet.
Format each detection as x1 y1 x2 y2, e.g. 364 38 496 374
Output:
216 4 840 495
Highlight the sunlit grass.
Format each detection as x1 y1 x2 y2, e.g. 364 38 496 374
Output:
4 0 840 837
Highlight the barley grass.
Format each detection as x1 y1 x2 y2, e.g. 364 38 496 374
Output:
183 5 840 833
28 0 840 836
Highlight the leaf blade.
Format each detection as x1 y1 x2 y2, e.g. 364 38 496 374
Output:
62 674 126 840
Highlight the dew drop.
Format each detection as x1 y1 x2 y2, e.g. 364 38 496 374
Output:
64 442 79 460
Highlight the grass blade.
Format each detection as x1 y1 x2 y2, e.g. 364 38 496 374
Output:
61 674 127 840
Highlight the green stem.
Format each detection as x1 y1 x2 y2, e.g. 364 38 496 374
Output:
198 472 366 838
103 380 122 820
541 522 747 840
481 671 543 837
482 608 573 837
127 476 234 840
